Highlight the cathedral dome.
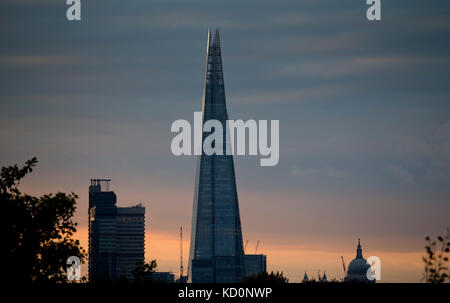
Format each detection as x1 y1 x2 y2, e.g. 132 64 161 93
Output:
345 239 375 283
347 257 370 276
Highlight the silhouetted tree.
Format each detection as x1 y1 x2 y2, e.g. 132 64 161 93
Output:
245 271 289 284
114 275 130 285
302 276 340 283
2 158 86 283
423 228 450 283
132 260 157 283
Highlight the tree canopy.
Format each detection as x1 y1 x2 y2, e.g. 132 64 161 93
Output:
132 260 158 283
245 271 289 284
423 228 450 283
2 158 85 283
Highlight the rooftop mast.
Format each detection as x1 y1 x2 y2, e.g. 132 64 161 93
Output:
180 226 184 279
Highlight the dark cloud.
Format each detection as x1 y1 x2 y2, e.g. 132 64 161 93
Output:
1 0 449 268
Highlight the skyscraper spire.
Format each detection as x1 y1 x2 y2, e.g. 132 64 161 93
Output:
188 29 245 283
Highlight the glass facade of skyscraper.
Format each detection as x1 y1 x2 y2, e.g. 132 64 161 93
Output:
188 29 246 283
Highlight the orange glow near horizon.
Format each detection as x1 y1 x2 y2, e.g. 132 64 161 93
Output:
74 227 424 282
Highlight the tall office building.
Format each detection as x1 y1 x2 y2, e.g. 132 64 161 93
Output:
116 206 145 279
188 29 246 283
89 179 145 282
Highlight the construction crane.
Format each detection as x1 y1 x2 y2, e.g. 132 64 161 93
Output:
255 240 260 254
341 256 346 276
180 226 184 279
244 240 249 253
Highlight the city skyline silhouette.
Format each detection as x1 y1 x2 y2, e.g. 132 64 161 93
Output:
1 0 450 283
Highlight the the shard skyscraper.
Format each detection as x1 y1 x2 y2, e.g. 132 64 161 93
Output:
188 29 245 283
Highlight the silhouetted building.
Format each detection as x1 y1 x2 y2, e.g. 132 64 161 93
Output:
116 206 145 279
244 254 267 278
344 239 375 283
89 179 145 282
188 29 246 283
176 275 188 283
302 272 309 283
152 272 175 283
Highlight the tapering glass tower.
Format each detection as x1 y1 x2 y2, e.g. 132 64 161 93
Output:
188 29 245 283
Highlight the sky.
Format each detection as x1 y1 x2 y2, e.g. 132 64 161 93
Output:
1 0 450 282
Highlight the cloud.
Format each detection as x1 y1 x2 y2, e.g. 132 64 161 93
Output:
232 85 355 104
276 56 438 78
291 166 347 179
384 164 414 184
434 120 450 156
0 55 84 66
1 0 450 283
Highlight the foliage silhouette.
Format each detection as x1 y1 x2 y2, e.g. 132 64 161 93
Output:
2 158 86 283
132 260 157 283
423 228 450 283
245 271 289 284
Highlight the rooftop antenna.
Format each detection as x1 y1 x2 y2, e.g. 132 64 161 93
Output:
255 240 260 254
180 226 184 279
244 240 249 253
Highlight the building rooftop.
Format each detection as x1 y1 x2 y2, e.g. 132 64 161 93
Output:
89 178 111 192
